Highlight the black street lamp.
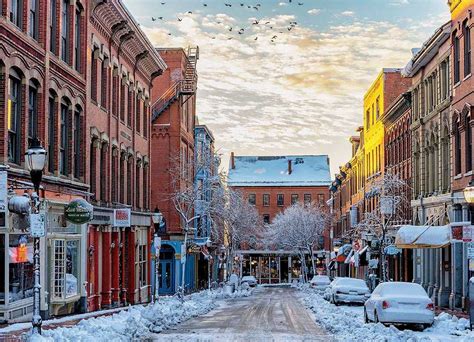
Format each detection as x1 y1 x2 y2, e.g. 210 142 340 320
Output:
25 138 46 335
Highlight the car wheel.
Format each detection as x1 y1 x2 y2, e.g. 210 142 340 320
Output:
364 308 369 323
333 296 339 306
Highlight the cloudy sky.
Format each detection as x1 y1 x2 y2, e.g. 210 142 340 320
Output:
123 0 448 175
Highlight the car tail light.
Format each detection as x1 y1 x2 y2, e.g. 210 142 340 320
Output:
426 302 434 311
382 300 390 309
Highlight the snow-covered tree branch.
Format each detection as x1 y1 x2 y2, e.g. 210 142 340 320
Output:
266 203 328 281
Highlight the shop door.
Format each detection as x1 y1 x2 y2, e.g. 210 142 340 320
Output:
159 260 174 294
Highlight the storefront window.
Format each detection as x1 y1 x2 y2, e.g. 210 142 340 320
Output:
52 239 79 300
9 235 33 303
66 240 79 297
0 235 4 304
136 229 147 288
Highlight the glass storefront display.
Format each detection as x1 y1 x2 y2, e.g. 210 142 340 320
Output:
8 234 34 303
241 254 310 284
52 239 80 300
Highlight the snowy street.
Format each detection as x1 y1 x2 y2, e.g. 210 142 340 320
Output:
157 286 328 341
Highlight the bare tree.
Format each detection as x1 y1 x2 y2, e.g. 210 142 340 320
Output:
168 150 223 298
347 172 410 282
266 203 328 282
218 189 263 280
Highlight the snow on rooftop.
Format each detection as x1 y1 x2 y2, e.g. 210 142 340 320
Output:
228 155 331 187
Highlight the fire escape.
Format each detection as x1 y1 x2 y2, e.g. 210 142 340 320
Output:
151 47 199 121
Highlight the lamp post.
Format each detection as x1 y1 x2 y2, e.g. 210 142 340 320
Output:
465 181 474 224
25 138 46 335
152 209 163 303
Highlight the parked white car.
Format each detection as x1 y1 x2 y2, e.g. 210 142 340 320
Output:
310 275 331 291
323 278 339 301
364 282 434 328
241 275 258 287
328 277 370 305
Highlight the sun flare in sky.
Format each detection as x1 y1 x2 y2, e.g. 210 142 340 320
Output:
124 0 448 175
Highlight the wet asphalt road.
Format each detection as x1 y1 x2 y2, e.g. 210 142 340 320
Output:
155 286 330 342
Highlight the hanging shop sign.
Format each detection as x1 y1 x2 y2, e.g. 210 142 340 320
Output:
464 226 474 242
384 245 402 256
30 213 45 238
452 225 463 241
64 199 93 224
380 196 395 215
113 208 131 227
467 242 474 259
0 170 7 213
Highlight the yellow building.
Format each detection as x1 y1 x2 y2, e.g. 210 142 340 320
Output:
449 0 473 18
363 69 411 211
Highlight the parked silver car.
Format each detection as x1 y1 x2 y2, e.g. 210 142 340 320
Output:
328 277 370 305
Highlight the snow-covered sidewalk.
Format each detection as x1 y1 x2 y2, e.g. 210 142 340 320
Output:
298 285 474 342
22 288 252 342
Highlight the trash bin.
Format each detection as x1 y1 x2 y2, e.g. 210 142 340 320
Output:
470 277 474 330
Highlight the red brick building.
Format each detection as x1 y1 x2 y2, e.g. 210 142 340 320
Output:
382 92 413 282
0 0 91 321
449 0 474 310
228 154 331 284
150 47 198 294
85 1 166 311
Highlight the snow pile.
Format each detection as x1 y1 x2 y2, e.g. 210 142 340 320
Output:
209 287 253 299
299 286 474 342
27 288 253 342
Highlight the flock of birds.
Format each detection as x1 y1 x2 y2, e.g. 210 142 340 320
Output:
150 0 306 43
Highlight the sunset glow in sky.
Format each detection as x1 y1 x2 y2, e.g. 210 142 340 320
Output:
123 0 449 175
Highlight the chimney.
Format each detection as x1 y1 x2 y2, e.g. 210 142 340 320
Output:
288 159 292 175
231 152 235 169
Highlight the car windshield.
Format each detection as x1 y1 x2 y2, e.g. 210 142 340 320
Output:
380 283 428 297
312 276 330 282
338 278 366 287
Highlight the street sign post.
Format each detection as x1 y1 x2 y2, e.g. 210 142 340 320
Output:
30 213 45 238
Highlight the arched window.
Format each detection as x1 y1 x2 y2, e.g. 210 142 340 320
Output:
466 114 472 172
143 99 148 138
90 138 98 199
28 80 39 146
120 77 126 121
120 152 126 203
112 67 119 116
442 127 450 192
464 21 471 77
136 91 142 134
59 99 70 175
101 59 109 109
74 106 83 178
61 0 70 63
454 31 461 84
136 161 141 209
48 91 58 173
127 156 133 205
91 48 99 102
8 68 23 164
143 162 149 209
111 147 118 203
128 86 133 126
455 121 462 175
100 142 108 202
